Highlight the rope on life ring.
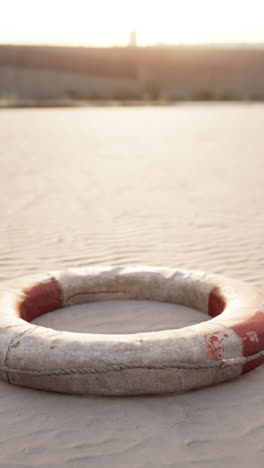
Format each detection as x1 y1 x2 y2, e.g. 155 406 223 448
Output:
0 266 263 395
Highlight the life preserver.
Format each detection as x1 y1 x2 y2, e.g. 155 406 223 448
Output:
0 266 263 396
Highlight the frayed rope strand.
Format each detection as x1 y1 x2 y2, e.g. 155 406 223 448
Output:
1 349 264 377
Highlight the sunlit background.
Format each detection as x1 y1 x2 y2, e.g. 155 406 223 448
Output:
1 0 264 47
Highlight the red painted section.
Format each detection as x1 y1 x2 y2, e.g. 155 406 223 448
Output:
242 356 264 374
19 278 62 322
232 311 264 374
208 287 226 317
206 332 229 360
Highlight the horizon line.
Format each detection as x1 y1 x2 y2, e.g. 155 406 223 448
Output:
2 41 264 50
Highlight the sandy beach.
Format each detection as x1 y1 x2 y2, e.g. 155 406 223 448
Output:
0 104 264 467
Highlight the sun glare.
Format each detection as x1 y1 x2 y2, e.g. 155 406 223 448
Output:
0 0 264 46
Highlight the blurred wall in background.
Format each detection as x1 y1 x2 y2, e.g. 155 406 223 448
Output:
1 44 264 101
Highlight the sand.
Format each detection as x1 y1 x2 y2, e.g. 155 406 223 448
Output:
0 104 264 467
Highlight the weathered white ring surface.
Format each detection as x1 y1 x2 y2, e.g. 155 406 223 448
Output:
0 266 263 395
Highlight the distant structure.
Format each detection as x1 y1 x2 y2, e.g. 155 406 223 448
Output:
2 44 264 101
129 30 137 47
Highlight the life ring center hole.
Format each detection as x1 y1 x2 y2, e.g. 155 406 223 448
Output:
33 300 208 334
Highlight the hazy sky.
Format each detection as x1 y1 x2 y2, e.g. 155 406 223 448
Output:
1 0 264 47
